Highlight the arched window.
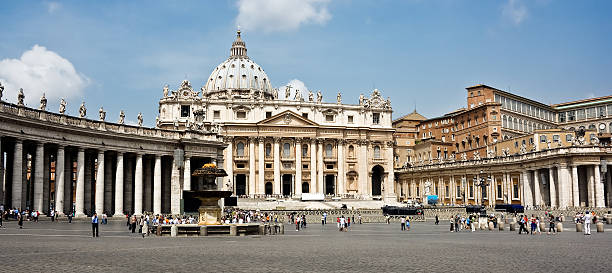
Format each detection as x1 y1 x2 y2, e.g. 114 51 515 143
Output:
374 146 381 159
588 124 596 130
302 144 308 157
348 145 355 157
236 142 245 157
325 144 333 157
265 143 271 157
283 143 290 157
502 115 507 128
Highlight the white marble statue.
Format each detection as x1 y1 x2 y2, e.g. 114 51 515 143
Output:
163 84 169 98
0 82 4 101
294 89 301 101
39 93 47 111
285 85 291 100
119 110 125 124
273 88 278 99
137 112 143 126
59 98 66 114
79 102 87 118
424 181 432 196
316 90 322 103
99 107 106 121
473 151 481 160
461 152 467 161
308 90 314 102
337 92 342 104
359 93 364 105
17 88 25 106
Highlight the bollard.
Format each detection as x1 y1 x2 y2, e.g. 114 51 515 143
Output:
509 222 516 231
576 223 583 232
259 224 265 235
156 225 162 236
278 223 284 235
171 225 178 237
498 222 505 231
230 225 238 236
539 223 546 232
606 216 612 225
199 226 208 236
596 222 604 232
556 222 563 232
488 222 494 231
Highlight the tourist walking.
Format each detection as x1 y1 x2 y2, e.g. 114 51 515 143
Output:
91 213 99 237
18 212 23 229
400 216 406 231
130 215 137 233
142 218 149 238
548 215 556 234
68 211 73 223
406 217 410 231
435 215 439 225
50 210 55 222
583 211 592 235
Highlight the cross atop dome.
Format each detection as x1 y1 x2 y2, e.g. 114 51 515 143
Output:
230 28 248 59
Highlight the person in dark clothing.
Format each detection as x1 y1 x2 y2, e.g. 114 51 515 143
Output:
91 213 100 237
435 215 439 225
18 213 24 229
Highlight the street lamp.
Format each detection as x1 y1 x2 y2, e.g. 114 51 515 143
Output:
473 170 491 207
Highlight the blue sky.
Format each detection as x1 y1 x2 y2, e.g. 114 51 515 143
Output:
0 0 611 125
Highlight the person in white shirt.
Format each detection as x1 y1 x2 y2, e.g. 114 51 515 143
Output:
583 211 592 235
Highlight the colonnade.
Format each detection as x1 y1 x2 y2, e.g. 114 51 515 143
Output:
0 137 188 216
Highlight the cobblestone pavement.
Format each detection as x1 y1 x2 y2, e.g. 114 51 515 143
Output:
0 219 610 273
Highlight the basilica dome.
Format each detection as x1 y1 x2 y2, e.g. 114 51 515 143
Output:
203 30 273 97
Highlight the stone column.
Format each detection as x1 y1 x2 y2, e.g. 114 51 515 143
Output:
295 138 302 196
153 155 162 215
11 139 23 209
571 165 579 207
104 155 113 214
317 139 324 194
521 170 532 207
43 147 50 213
94 150 105 215
225 137 233 192
587 166 595 207
533 169 541 207
248 138 256 196
548 167 557 208
450 175 455 205
490 174 495 206
594 165 604 208
557 165 569 209
385 141 395 200
336 140 343 195
258 138 265 195
75 148 85 217
170 156 181 214
273 137 281 195
55 146 65 215
134 154 143 215
310 139 316 193
143 158 152 212
33 143 44 212
0 136 3 206
114 152 124 216
183 156 191 191
607 169 612 208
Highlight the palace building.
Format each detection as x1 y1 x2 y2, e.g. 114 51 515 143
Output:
394 85 612 209
157 30 397 202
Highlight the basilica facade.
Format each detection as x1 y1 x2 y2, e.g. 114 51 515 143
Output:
157 30 396 201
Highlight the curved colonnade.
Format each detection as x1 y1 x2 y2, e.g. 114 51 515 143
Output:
0 101 226 216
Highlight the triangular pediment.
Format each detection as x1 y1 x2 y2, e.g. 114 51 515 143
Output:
257 110 318 127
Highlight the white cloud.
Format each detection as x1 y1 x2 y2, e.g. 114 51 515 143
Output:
502 0 528 25
0 45 89 107
46 2 61 14
236 0 331 32
278 79 309 100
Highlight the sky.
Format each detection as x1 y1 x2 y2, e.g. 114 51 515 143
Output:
0 0 611 126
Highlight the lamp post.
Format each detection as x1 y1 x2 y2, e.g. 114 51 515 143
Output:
473 170 491 207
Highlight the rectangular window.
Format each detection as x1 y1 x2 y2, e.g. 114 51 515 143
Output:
513 184 519 199
348 115 354 123
326 114 334 122
482 186 487 199
469 185 474 198
445 185 449 197
577 109 586 120
598 106 606 118
567 111 576 121
497 185 502 199
553 135 560 142
607 105 612 117
213 110 220 119
372 113 380 124
265 163 272 168
303 164 308 169
566 134 572 142
302 113 308 119
266 112 272 118
283 163 291 169
326 164 334 170
237 111 246 119
456 186 461 198
558 112 566 123
586 107 596 119
180 105 190 117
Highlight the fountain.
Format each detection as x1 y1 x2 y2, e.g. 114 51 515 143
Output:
184 163 230 225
